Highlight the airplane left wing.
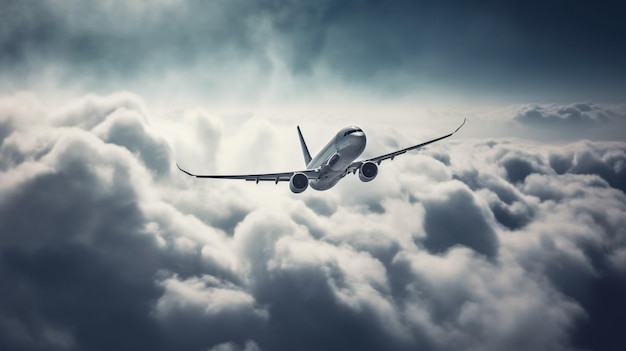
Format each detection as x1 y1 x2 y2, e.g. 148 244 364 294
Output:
176 164 320 184
347 118 466 173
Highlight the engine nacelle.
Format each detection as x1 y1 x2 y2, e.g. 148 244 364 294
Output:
359 161 378 182
289 172 309 193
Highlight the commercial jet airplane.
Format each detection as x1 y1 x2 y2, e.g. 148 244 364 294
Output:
177 119 466 193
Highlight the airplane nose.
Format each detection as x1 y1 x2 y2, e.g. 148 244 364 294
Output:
347 133 364 144
349 133 366 153
336 130 366 154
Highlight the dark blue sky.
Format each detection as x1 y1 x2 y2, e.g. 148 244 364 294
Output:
1 0 625 103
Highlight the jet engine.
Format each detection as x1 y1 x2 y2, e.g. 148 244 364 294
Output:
289 172 309 193
359 161 378 182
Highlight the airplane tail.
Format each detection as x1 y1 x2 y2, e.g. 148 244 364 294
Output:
297 126 312 167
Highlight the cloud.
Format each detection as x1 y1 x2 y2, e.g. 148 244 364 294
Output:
209 340 262 351
514 102 624 126
509 103 626 141
154 275 268 349
1 92 626 350
420 182 499 259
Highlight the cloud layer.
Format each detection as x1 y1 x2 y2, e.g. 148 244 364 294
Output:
1 92 625 350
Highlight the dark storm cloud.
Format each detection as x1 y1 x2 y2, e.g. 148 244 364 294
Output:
0 93 259 350
421 184 499 258
2 0 625 100
0 0 275 94
2 93 626 350
543 140 626 193
443 139 626 350
0 132 165 350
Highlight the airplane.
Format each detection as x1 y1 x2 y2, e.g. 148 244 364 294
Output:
177 119 466 193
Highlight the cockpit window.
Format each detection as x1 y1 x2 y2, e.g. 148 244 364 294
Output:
343 128 362 136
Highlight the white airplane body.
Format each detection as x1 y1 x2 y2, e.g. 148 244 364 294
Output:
177 119 465 193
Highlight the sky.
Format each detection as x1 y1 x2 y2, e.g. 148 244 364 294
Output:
1 1 626 351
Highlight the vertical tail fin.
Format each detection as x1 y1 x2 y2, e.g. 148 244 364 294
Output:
297 126 312 167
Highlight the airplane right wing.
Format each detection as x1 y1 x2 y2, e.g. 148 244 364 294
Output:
346 118 466 173
176 164 320 184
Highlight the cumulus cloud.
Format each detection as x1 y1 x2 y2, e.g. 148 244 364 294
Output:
509 103 626 141
1 92 625 351
514 102 625 127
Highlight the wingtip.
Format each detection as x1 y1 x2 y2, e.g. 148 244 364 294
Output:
176 163 194 177
453 118 467 134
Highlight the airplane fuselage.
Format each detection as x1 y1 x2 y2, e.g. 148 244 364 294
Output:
307 126 366 191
